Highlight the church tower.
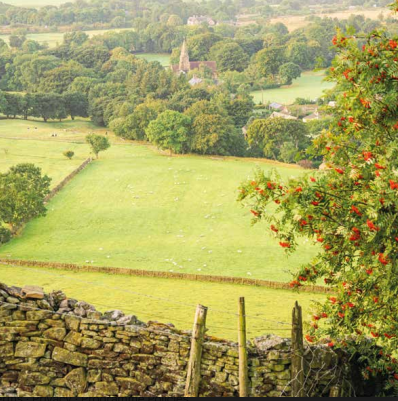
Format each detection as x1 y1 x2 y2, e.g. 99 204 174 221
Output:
179 40 191 72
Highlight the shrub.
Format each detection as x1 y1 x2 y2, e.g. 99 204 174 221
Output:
63 151 75 160
0 227 11 244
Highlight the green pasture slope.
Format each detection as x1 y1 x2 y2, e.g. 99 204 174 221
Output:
135 53 171 67
0 264 324 339
0 28 134 48
0 119 95 186
0 120 318 281
5 0 67 5
251 71 335 105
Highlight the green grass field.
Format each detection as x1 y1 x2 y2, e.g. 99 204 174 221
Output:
0 138 89 187
0 264 324 340
0 118 322 339
135 53 171 67
0 118 110 142
0 119 318 281
0 28 134 48
5 0 67 6
251 71 335 105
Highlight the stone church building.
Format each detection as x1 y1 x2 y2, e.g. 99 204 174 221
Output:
171 40 217 78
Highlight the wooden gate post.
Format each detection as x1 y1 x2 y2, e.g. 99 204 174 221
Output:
238 297 249 397
291 301 305 397
185 304 208 397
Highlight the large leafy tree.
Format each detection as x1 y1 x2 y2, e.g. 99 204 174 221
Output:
146 110 191 155
208 41 249 72
246 117 309 160
0 164 51 232
279 62 301 85
239 27 398 384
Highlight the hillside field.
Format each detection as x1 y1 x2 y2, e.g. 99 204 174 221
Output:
0 264 324 340
135 53 171 67
4 0 67 5
251 70 334 105
0 119 318 282
270 8 393 32
0 28 134 48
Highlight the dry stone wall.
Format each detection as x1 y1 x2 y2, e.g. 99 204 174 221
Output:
0 282 355 398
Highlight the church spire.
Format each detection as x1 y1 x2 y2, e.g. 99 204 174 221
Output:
179 39 190 72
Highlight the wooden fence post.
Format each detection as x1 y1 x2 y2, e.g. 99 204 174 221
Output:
291 301 305 397
238 297 249 397
185 304 208 398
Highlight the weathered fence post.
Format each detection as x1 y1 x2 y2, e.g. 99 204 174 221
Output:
185 304 208 397
238 297 249 397
291 301 305 397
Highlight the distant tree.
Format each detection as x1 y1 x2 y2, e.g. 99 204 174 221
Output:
187 33 223 61
63 151 75 160
254 46 287 78
167 15 183 26
111 99 166 140
225 95 254 128
280 141 299 163
246 118 309 160
146 110 192 155
208 41 249 72
286 41 312 69
30 93 63 122
279 62 301 85
111 16 125 28
0 163 51 233
3 93 24 119
0 226 11 245
64 31 89 47
63 92 89 120
22 40 42 53
86 134 111 159
9 35 26 49
191 112 236 155
71 44 110 69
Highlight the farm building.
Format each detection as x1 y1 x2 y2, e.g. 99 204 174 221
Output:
187 15 216 26
269 111 298 120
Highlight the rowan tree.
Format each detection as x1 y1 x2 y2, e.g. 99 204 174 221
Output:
239 25 398 386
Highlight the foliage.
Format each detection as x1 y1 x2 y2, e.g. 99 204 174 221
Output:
0 163 51 232
246 117 309 161
239 29 398 384
0 226 11 245
63 151 75 160
86 134 111 159
279 62 302 85
146 110 191 155
208 41 249 72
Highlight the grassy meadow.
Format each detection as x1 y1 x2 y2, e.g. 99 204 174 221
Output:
0 28 134 48
5 0 67 5
251 70 334 105
0 138 89 187
270 8 392 32
0 119 318 281
0 264 324 340
135 53 171 67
